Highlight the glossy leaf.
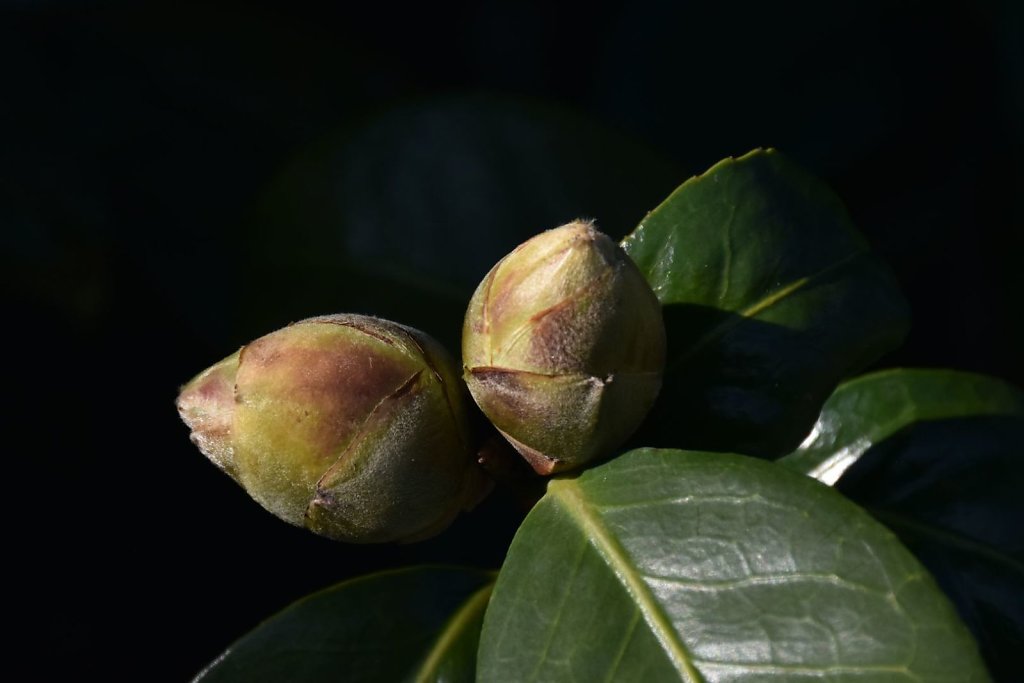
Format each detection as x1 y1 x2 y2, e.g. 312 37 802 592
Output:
621 149 910 457
478 448 988 682
779 369 1024 483
779 369 1024 681
195 566 494 683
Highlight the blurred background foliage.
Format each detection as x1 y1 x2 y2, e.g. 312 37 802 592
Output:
5 0 1021 679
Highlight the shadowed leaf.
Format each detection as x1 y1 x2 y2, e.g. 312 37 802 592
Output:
622 149 910 457
780 369 1024 680
195 566 494 683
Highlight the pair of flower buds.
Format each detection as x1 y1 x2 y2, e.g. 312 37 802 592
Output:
177 222 666 543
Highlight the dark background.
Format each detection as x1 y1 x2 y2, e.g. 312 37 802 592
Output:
7 0 1022 679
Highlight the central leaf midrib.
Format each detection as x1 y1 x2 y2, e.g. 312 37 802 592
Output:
412 582 494 683
667 248 867 372
549 478 703 683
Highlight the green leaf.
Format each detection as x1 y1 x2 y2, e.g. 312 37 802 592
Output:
195 566 494 683
778 369 1024 483
478 449 988 682
621 149 910 457
779 369 1024 681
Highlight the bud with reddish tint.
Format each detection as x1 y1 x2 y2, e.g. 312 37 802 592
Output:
463 221 666 474
177 314 490 543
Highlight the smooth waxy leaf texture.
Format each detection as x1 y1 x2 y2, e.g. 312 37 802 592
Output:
478 449 988 682
621 149 910 457
195 566 493 683
779 369 1024 681
779 369 1024 483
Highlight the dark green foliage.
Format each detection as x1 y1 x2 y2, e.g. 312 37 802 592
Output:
196 151 1018 682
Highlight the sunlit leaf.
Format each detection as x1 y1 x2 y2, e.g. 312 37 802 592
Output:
479 449 988 682
780 369 1024 680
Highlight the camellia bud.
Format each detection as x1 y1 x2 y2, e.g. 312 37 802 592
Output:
177 314 490 543
463 221 666 474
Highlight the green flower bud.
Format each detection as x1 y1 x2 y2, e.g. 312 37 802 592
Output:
177 314 490 543
463 221 666 474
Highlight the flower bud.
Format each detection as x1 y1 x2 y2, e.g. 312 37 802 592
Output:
463 221 666 474
177 314 490 543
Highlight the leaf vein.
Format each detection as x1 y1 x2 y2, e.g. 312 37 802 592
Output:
669 248 868 372
527 536 588 682
412 582 493 683
596 493 807 518
603 609 641 683
550 478 704 683
642 571 888 596
692 659 919 679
